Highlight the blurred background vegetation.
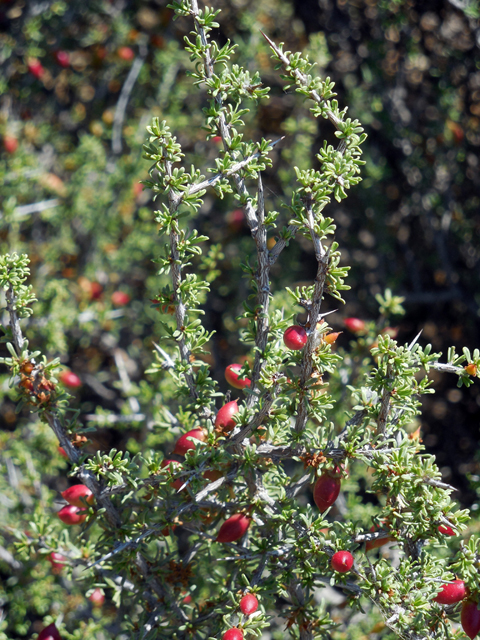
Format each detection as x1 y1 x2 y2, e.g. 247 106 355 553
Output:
1 0 479 637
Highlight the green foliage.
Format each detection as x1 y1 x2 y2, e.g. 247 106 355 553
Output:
0 2 479 640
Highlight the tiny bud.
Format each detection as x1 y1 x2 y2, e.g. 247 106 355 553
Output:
323 331 342 345
465 363 478 377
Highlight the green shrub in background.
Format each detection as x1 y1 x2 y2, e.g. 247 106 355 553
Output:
1 1 480 639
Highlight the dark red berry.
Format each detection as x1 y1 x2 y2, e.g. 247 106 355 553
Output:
38 623 62 640
462 600 480 639
216 514 251 543
57 505 87 525
173 429 206 456
215 400 239 432
283 325 308 350
225 364 251 389
331 550 354 573
434 579 466 605
240 593 258 615
313 472 341 512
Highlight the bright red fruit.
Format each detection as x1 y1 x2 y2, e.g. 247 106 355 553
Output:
283 325 308 350
27 58 45 79
59 371 82 388
161 459 184 490
89 588 105 607
222 628 243 640
47 552 67 574
173 429 206 456
313 472 341 512
344 317 366 333
111 291 130 306
331 550 354 573
215 400 239 432
57 505 87 525
90 281 103 300
225 364 251 389
54 51 70 67
61 484 94 507
118 46 135 61
3 135 18 154
438 524 456 536
58 446 68 458
38 623 62 640
434 579 466 605
240 593 258 615
462 600 480 639
216 513 251 543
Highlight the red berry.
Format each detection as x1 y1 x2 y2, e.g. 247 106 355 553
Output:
216 513 251 543
47 552 68 574
54 51 70 67
61 484 94 507
462 600 480 639
57 505 87 525
240 593 258 615
173 429 206 456
465 363 478 377
27 58 45 79
313 473 341 512
90 281 103 300
344 317 366 333
222 628 243 640
89 588 105 607
3 135 18 154
438 524 456 536
59 371 82 388
38 623 62 640
225 364 251 389
118 46 135 61
215 400 239 432
331 550 354 573
111 291 130 306
434 579 466 605
283 325 308 350
58 446 68 458
161 459 184 490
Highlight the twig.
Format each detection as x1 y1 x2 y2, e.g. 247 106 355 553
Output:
112 46 147 155
9 198 60 219
113 348 140 413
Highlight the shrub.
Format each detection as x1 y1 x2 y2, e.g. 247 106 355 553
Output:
1 1 479 639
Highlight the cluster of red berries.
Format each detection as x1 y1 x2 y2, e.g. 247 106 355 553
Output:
57 484 93 525
169 425 251 542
